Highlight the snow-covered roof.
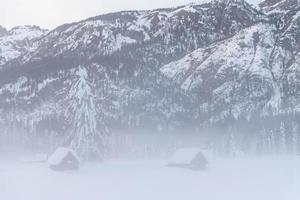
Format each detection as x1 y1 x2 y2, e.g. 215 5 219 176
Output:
48 147 80 166
168 148 204 164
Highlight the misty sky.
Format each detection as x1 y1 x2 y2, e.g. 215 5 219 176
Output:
0 0 262 29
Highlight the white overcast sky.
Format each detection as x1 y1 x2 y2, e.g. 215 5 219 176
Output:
0 0 261 30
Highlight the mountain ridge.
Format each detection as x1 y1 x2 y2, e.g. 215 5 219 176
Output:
0 0 299 141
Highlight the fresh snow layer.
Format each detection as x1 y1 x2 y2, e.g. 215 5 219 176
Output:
1 156 300 200
20 154 48 163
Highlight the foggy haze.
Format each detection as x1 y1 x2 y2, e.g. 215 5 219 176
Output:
1 0 300 200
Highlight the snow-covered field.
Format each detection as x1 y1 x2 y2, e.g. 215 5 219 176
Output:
1 156 300 200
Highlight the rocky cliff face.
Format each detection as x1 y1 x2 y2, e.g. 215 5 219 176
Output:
0 0 299 138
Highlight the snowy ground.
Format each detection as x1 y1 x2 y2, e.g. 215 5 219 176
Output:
1 156 300 200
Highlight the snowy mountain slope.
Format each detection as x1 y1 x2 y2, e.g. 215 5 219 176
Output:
0 0 299 141
0 26 47 66
260 0 300 12
161 5 300 122
161 23 277 120
13 0 263 70
0 26 9 37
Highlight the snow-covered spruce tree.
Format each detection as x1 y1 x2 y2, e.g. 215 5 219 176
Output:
279 122 287 154
67 66 104 161
228 132 236 156
269 130 276 154
224 127 239 156
291 122 298 155
261 128 267 153
260 127 272 154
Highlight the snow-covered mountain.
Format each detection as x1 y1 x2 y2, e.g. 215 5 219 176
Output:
161 2 300 123
0 25 47 66
259 0 300 12
0 0 299 142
